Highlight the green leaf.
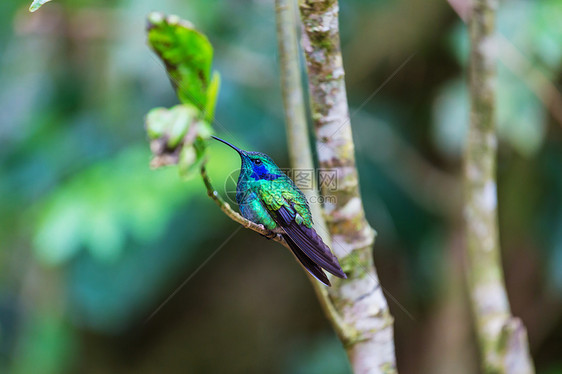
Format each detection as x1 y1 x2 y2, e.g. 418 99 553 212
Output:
29 0 52 12
195 119 214 140
178 145 205 179
145 104 198 148
147 12 214 112
145 104 213 170
205 71 221 122
144 13 220 178
146 108 170 140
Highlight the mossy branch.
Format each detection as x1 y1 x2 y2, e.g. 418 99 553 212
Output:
464 1 535 372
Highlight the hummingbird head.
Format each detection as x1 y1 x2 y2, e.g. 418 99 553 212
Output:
211 136 283 181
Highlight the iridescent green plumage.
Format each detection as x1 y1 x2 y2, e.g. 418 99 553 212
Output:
212 136 346 286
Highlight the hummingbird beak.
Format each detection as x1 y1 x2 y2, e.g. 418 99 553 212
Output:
211 136 245 155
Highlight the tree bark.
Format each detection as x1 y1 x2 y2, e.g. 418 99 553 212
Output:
275 0 348 338
464 1 535 372
296 1 398 373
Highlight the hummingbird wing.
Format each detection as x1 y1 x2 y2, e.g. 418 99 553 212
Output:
256 178 346 285
273 205 347 280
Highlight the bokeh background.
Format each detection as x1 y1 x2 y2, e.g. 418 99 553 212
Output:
1 0 562 373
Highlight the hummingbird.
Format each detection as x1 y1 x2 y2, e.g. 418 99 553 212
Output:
211 136 347 286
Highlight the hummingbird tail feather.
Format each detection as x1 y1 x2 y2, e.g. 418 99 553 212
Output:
275 206 347 279
284 235 331 286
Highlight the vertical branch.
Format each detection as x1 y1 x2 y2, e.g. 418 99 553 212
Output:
465 1 535 373
275 0 313 173
297 1 398 373
275 0 348 340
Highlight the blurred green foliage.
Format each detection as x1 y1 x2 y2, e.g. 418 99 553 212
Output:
433 0 562 158
33 147 188 265
284 333 352 374
1 0 562 373
12 313 75 374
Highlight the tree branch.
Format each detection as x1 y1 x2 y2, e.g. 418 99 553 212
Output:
275 0 351 342
464 1 535 372
297 0 398 372
276 0 313 173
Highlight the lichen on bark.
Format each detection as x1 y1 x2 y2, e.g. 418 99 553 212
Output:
297 0 398 372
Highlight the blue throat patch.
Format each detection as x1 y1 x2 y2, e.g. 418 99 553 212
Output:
250 164 282 181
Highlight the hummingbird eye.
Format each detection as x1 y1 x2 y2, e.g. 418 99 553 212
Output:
253 158 262 165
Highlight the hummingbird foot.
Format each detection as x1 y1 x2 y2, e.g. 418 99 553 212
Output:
257 225 278 240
